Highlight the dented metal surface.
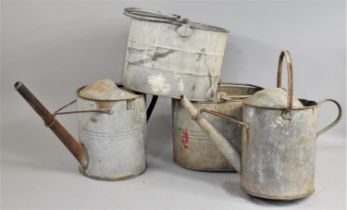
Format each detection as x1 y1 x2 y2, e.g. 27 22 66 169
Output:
121 8 228 101
172 83 262 171
77 86 147 180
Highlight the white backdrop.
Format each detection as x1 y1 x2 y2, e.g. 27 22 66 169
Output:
1 1 346 210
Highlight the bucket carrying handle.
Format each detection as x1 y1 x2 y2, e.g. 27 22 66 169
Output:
217 92 251 101
124 7 193 37
277 50 294 110
199 108 249 128
124 7 181 22
316 99 342 137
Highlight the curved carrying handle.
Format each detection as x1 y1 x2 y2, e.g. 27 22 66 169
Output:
217 92 251 101
277 50 294 110
200 108 249 128
316 99 342 137
124 7 192 37
124 7 181 22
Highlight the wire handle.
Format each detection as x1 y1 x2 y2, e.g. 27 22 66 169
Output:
199 108 249 128
217 92 251 101
124 7 183 23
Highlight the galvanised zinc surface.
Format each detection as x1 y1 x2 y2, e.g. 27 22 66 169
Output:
77 95 147 180
121 19 228 101
240 100 318 200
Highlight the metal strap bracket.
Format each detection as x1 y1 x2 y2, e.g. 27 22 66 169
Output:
127 99 136 110
45 99 112 128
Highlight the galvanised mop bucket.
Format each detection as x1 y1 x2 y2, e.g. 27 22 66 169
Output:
172 83 262 171
121 7 228 101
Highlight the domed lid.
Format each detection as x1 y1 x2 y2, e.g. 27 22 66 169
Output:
244 88 303 108
124 7 228 33
244 50 303 109
78 79 139 101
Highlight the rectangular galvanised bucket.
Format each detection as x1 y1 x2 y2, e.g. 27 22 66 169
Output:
172 83 262 171
121 8 229 101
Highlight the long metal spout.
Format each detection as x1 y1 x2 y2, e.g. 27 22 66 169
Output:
179 96 241 172
14 82 88 168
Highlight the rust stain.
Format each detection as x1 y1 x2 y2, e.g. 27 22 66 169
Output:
95 101 115 112
90 117 97 123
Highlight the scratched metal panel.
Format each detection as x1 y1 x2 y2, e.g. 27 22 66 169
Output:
77 96 147 180
121 19 228 101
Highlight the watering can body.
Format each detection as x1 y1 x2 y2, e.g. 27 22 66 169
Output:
240 99 319 199
15 81 156 180
179 51 342 200
77 87 147 180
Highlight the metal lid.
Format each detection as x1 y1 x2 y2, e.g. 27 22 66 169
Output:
124 7 228 33
244 88 303 109
78 79 139 101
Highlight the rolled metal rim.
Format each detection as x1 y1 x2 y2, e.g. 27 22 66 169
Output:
76 84 143 102
243 98 318 111
218 82 262 89
179 82 263 104
124 7 229 33
240 183 315 200
173 158 236 172
79 165 147 181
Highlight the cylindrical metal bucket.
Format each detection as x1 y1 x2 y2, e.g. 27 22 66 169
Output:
172 83 262 171
77 85 147 180
121 8 229 101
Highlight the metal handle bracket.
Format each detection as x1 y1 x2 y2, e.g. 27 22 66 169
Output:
46 99 112 128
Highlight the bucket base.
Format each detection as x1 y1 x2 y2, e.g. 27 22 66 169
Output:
79 166 147 181
173 159 236 172
241 184 315 200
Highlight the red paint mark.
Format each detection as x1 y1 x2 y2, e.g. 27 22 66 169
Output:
181 128 189 149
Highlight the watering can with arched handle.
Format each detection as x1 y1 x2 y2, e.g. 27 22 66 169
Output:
179 50 342 200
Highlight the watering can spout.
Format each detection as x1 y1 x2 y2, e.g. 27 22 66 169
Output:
179 96 241 172
14 82 88 168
